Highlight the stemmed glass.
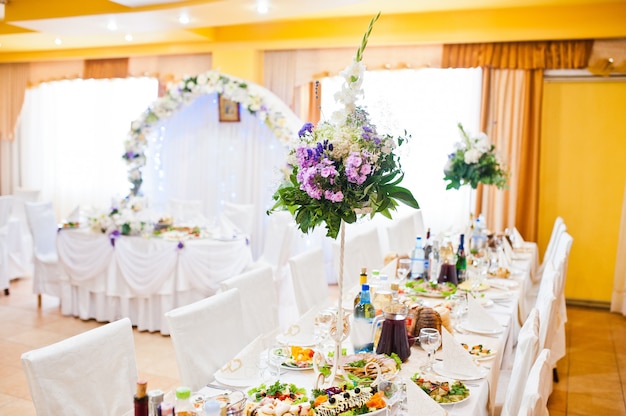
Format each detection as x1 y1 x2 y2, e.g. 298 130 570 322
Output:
449 293 468 333
418 328 441 374
397 258 411 283
268 345 289 381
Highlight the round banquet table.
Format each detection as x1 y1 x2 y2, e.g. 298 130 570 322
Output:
56 228 253 334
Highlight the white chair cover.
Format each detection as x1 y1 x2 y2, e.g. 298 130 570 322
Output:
253 210 295 280
412 209 426 238
535 217 566 282
25 202 61 298
385 213 417 255
549 232 573 366
518 349 552 416
166 198 206 226
0 196 13 226
333 226 383 292
289 248 330 316
534 263 559 372
8 190 39 280
222 202 255 237
21 318 138 416
500 308 541 416
165 288 253 391
0 222 8 292
219 265 279 340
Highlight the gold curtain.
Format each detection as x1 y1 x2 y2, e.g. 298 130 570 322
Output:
83 58 129 79
443 40 592 240
0 63 29 142
294 81 321 124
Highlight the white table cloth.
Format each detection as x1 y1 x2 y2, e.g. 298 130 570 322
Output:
57 228 253 334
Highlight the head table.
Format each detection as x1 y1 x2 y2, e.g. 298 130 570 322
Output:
56 228 253 335
193 245 538 416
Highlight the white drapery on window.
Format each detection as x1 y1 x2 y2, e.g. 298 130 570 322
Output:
14 78 159 220
141 93 288 257
321 68 483 235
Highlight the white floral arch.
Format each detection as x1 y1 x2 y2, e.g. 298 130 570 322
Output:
122 70 301 196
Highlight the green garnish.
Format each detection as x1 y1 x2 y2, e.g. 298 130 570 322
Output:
346 359 367 368
389 352 402 370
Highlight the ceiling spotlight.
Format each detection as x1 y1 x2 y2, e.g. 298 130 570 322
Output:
256 1 268 14
179 14 190 25
125 34 133 42
54 38 62 45
107 21 118 31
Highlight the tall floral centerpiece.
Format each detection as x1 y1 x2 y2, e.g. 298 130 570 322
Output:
269 13 418 385
443 123 508 191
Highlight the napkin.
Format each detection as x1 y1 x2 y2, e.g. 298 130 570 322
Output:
406 379 447 415
439 327 483 379
66 206 81 223
380 257 397 279
214 215 239 240
497 246 512 269
466 294 501 332
213 334 264 384
276 307 317 346
512 227 525 247
502 238 514 263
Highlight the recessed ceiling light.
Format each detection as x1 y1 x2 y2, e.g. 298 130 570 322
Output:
256 1 269 14
54 38 62 45
107 21 118 31
125 34 133 42
179 14 190 25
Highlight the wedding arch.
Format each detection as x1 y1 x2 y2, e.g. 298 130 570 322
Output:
121 70 302 256
123 70 300 196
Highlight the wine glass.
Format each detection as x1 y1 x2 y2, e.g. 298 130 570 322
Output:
418 328 441 374
397 258 411 283
448 293 468 332
268 345 289 380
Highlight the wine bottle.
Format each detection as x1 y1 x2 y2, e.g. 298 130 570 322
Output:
134 380 149 416
456 234 467 283
423 228 432 280
354 268 368 307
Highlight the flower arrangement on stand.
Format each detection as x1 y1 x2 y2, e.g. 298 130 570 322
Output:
269 13 418 387
443 123 508 190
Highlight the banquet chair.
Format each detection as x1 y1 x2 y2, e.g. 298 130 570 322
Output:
0 196 13 295
412 209 426 239
495 308 541 416
165 288 253 391
166 198 206 226
21 317 138 416
534 217 566 282
219 265 279 340
222 201 255 237
9 189 39 282
518 349 553 416
289 248 330 316
25 201 61 307
333 226 384 292
385 212 418 255
250 210 295 279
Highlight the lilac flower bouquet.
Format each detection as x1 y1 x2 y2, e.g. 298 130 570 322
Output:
269 14 418 239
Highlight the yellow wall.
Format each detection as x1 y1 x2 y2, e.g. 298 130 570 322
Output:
540 79 626 302
211 48 263 85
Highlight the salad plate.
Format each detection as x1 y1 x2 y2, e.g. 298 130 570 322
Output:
406 281 457 298
277 346 315 370
411 373 471 405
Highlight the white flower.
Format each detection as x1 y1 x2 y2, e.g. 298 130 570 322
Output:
196 73 208 85
464 148 482 164
473 132 491 154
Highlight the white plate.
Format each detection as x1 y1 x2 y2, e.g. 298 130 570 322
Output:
459 322 504 335
484 291 514 301
487 278 519 289
438 394 471 406
433 361 488 381
275 333 316 347
281 362 313 371
461 343 497 360
213 373 259 388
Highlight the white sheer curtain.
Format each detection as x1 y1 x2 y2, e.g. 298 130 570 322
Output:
141 93 288 257
321 68 483 236
15 78 158 220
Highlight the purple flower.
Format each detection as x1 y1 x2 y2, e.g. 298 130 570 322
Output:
324 190 344 202
125 151 136 159
298 122 315 137
362 126 373 133
177 241 185 249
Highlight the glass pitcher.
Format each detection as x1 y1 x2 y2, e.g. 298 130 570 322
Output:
373 304 411 362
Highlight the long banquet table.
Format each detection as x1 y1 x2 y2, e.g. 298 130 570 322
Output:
205 245 537 416
57 228 253 334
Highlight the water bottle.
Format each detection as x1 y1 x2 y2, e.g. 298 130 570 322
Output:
410 237 425 280
353 284 375 353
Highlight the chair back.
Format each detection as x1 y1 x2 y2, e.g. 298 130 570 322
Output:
501 308 541 416
518 349 553 416
539 217 566 273
412 209 426 238
25 202 58 258
0 195 14 228
259 210 294 268
535 263 559 352
21 318 138 416
222 202 255 237
219 265 279 339
167 198 206 226
289 248 330 316
386 213 417 254
12 188 41 223
165 288 252 391
333 227 383 290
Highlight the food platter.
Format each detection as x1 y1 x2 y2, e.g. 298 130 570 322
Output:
411 373 471 405
461 343 497 360
340 353 399 385
406 281 457 298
